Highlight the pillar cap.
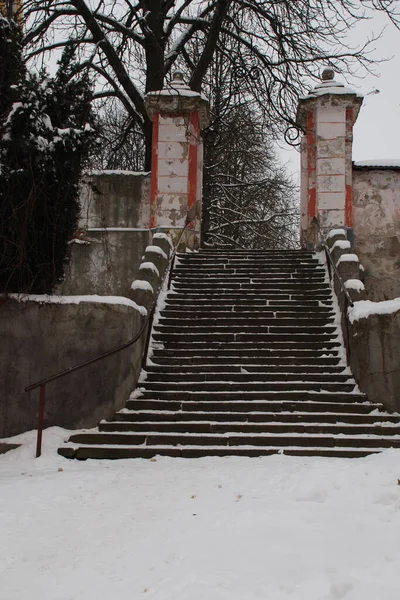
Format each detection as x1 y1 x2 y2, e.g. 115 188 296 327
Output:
296 71 363 130
144 72 210 127
306 70 363 99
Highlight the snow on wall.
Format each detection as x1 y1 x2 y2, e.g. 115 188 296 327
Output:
336 253 359 266
331 240 351 251
153 232 174 250
348 298 400 323
139 262 160 277
326 228 346 240
7 294 147 316
130 280 154 293
344 279 365 292
145 245 168 260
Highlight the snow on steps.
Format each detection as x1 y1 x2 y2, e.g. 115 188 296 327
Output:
58 249 400 460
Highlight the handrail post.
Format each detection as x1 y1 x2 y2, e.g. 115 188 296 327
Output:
36 384 46 458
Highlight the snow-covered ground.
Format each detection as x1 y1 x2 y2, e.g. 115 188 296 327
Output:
1 428 400 600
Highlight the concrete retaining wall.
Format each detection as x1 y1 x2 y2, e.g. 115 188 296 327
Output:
61 171 151 297
62 230 150 297
353 166 400 301
348 307 400 413
324 227 400 413
79 170 150 229
0 296 145 438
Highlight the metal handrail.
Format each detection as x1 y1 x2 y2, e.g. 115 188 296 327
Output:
312 217 354 308
25 221 191 457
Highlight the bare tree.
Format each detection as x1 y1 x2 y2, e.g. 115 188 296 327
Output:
90 100 146 171
203 100 298 249
21 0 400 168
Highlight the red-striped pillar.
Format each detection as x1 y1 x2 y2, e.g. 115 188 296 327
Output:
297 70 363 245
144 73 209 249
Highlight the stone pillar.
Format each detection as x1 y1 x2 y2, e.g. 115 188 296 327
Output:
297 70 363 247
144 72 210 248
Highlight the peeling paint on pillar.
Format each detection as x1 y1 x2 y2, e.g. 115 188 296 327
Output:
306 111 316 220
144 73 209 248
149 112 160 229
345 108 354 228
296 70 363 244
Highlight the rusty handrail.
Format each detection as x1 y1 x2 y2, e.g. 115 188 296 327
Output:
312 217 354 308
25 221 190 457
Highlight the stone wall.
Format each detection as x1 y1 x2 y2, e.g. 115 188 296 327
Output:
348 303 400 413
353 165 400 301
323 227 400 413
60 171 151 297
79 170 150 229
1 232 175 439
0 296 146 438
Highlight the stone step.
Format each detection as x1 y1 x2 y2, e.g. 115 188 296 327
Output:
165 299 333 307
143 372 353 383
113 410 400 425
176 252 316 259
149 356 343 366
161 309 335 318
140 381 356 393
128 398 376 414
156 318 335 327
176 257 318 264
145 364 347 374
192 249 314 255
98 420 400 436
151 348 340 358
172 282 331 291
174 268 326 275
58 445 384 460
65 431 400 449
152 331 340 350
168 293 333 301
133 390 364 403
173 273 327 281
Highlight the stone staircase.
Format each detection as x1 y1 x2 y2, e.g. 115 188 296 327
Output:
58 249 400 459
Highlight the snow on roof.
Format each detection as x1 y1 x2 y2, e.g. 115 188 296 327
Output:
348 298 400 322
353 160 400 170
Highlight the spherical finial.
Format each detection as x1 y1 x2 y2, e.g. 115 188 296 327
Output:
321 68 335 81
172 71 185 83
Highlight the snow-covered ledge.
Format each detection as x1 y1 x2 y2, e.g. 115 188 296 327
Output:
325 228 365 302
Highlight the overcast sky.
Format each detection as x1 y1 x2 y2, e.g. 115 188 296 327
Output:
279 10 400 179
